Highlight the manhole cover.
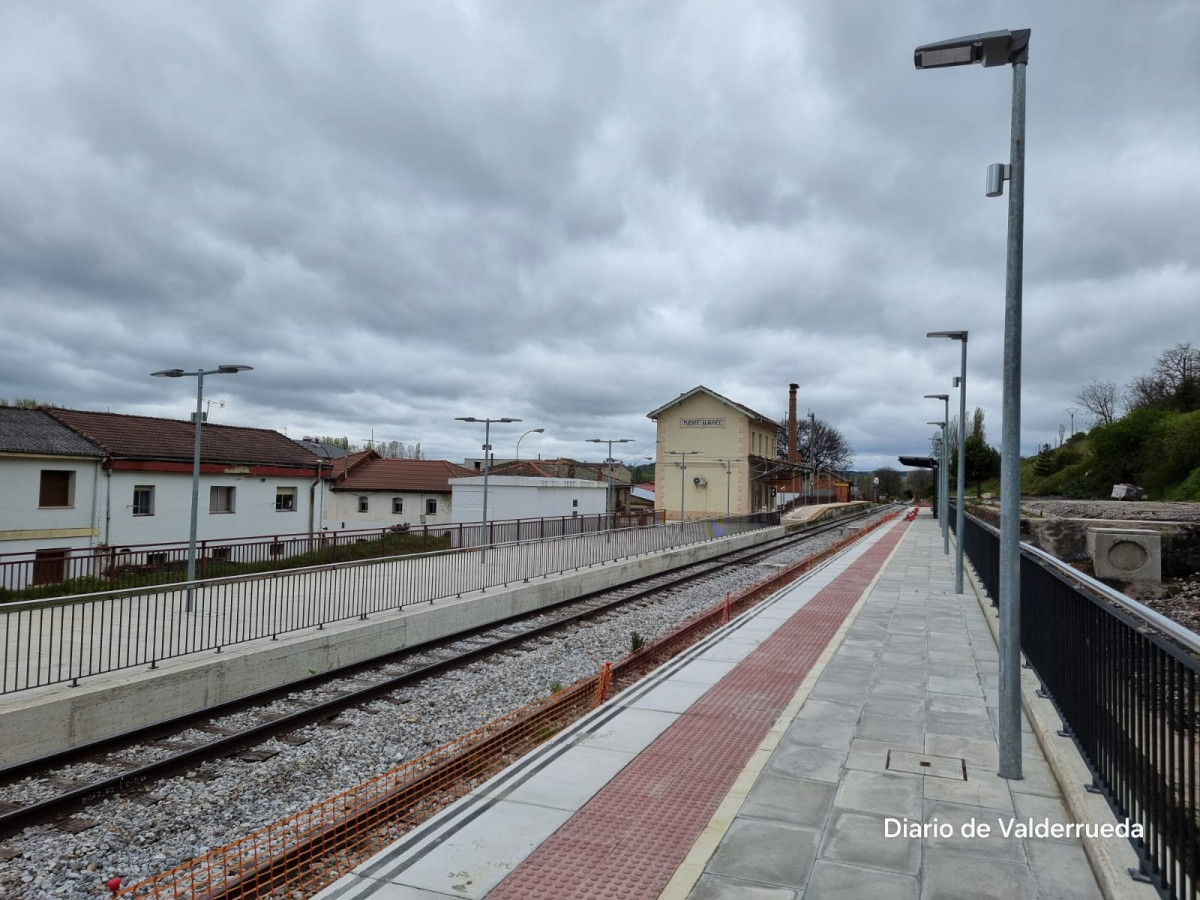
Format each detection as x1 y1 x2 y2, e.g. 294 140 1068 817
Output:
886 749 967 781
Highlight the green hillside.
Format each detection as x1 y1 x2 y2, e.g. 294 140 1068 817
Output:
1022 407 1200 501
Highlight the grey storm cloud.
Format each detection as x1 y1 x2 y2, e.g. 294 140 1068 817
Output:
1 0 1197 469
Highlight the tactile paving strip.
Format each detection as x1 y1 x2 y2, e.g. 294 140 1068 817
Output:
488 521 909 900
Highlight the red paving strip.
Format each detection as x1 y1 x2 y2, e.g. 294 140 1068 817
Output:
488 521 910 900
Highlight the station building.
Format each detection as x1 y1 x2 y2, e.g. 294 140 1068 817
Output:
647 385 806 520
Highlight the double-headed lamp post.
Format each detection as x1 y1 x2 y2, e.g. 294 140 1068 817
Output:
586 438 633 523
515 427 544 461
925 394 950 554
151 364 253 612
455 416 520 564
917 28 1028 780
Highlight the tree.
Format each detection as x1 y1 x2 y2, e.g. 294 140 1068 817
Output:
1075 378 1118 426
1125 343 1200 413
948 407 1001 496
777 412 854 472
873 466 903 499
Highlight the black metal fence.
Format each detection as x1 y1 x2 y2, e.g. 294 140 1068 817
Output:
958 510 1199 899
1 512 776 695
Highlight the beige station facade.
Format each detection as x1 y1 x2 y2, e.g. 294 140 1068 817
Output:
647 385 805 521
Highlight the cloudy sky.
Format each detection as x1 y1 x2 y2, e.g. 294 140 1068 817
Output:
2 1 1196 473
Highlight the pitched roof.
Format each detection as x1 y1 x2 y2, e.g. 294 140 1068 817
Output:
0 408 105 457
294 438 352 460
327 449 378 479
47 409 320 469
335 458 477 492
489 459 608 481
646 385 778 427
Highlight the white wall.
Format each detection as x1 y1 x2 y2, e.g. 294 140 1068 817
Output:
0 456 101 549
101 470 318 547
322 487 456 531
450 476 607 523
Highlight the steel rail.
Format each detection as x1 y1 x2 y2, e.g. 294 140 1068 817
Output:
0 507 887 839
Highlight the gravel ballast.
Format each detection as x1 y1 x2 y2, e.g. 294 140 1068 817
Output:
0 513 895 899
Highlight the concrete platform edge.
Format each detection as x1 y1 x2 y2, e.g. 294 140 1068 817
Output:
962 540 1160 900
0 526 784 767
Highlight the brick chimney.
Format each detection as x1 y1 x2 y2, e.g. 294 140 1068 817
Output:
788 383 799 463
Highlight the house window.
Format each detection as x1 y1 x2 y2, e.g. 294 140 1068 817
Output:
358 496 369 513
425 498 437 515
210 486 236 514
133 486 155 516
392 497 404 514
276 487 296 511
39 471 75 508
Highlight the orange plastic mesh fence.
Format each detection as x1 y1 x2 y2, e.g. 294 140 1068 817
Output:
118 511 897 899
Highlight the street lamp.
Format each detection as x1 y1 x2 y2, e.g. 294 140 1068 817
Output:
515 428 544 461
928 332 969 595
925 393 951 555
455 416 521 564
666 450 700 522
585 438 633 523
151 364 253 611
917 27 1029 780
807 411 816 504
1064 407 1078 438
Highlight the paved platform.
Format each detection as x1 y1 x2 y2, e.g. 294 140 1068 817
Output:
316 514 1136 900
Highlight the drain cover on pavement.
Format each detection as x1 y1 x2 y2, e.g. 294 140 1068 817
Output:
886 749 967 781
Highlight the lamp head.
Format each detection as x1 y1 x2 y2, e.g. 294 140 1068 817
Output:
151 369 185 378
927 330 969 342
924 394 950 401
217 364 252 374
914 29 1029 69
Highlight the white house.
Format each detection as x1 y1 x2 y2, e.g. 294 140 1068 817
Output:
323 452 475 530
0 408 106 586
450 475 608 523
47 408 323 547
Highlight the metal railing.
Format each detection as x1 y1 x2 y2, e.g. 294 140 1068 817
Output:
0 511 662 598
1 513 776 695
958 510 1199 899
112 508 893 900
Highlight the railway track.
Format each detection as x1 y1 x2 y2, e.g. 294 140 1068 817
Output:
0 507 890 842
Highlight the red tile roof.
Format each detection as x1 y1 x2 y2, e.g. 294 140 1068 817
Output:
334 458 477 493
48 409 320 469
488 459 607 481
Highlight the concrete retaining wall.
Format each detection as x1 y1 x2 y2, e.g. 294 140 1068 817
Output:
0 525 785 767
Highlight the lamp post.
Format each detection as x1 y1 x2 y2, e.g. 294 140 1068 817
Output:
666 450 700 522
586 437 633 525
455 416 520 564
150 364 253 612
807 411 816 504
927 420 947 541
917 27 1029 779
515 427 544 461
925 394 950 553
928 332 969 594
1064 407 1078 438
